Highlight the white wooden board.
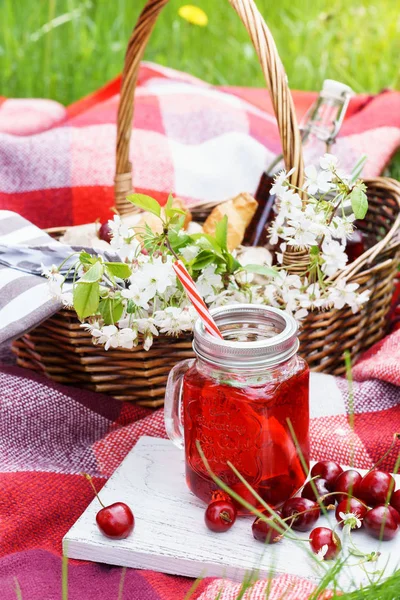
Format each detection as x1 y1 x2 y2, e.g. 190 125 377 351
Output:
63 436 400 590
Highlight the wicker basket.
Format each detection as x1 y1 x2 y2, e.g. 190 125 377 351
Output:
13 0 400 406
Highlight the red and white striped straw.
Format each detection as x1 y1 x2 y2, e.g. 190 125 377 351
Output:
173 260 223 339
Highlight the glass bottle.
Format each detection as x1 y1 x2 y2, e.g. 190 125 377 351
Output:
245 79 354 247
164 304 310 513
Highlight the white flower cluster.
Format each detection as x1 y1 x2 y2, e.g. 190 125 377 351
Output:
263 154 370 319
43 154 371 351
71 215 225 351
42 264 74 308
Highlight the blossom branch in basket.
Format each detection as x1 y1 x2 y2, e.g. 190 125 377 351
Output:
43 153 371 350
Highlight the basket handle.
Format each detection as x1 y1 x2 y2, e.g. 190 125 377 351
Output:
114 0 304 213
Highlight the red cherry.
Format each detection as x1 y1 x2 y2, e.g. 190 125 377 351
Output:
98 222 112 243
335 498 367 528
96 502 135 539
281 497 320 531
391 489 400 514
356 470 395 507
333 469 362 503
311 461 343 489
205 500 237 533
302 478 331 507
309 527 341 560
82 473 135 540
252 510 283 544
364 505 399 541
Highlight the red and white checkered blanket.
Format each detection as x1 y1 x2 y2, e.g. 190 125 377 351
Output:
1 63 400 229
1 64 400 599
0 330 399 600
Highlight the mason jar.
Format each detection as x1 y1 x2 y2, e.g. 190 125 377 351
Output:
164 304 309 512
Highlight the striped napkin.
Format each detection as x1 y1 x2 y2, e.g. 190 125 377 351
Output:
0 210 62 344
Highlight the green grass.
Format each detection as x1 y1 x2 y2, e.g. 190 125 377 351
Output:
1 0 400 105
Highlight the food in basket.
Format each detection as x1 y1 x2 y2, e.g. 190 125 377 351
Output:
203 192 258 251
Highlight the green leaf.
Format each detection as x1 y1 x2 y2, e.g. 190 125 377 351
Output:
215 215 228 251
105 262 132 280
79 251 95 265
99 297 124 325
168 230 191 251
226 253 241 273
189 233 223 256
164 193 174 218
191 250 215 271
350 187 368 219
126 193 161 218
80 261 104 283
243 263 278 277
73 282 100 320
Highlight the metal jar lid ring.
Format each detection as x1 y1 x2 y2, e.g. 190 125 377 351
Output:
193 304 299 370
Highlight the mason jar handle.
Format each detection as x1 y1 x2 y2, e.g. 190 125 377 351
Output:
164 359 194 449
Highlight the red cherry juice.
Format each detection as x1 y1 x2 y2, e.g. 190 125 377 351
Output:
182 358 309 513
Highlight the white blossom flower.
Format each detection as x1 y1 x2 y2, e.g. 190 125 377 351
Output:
153 307 191 335
136 317 158 336
91 325 138 350
81 320 104 336
339 511 362 530
238 246 273 267
269 214 286 246
180 245 200 262
42 265 74 306
321 239 348 277
348 288 370 314
121 282 155 310
196 265 223 302
270 168 295 197
108 215 141 261
59 291 74 308
316 544 329 562
304 165 333 195
276 242 287 265
133 256 176 296
283 214 319 247
278 188 303 217
327 280 360 310
295 307 309 320
41 263 62 281
298 283 326 310
320 153 339 171
329 215 356 244
273 270 302 302
263 284 278 306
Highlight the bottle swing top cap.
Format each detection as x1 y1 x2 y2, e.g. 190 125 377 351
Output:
322 79 354 100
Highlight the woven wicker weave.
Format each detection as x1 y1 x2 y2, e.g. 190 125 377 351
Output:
13 0 400 405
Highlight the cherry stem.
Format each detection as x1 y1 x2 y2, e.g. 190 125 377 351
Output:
220 511 232 524
322 491 368 509
281 506 320 524
81 473 105 508
366 432 400 474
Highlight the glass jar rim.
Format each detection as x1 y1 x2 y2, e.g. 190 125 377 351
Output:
193 304 299 370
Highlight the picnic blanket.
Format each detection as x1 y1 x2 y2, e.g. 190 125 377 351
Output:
1 63 400 229
0 330 399 600
1 63 400 599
